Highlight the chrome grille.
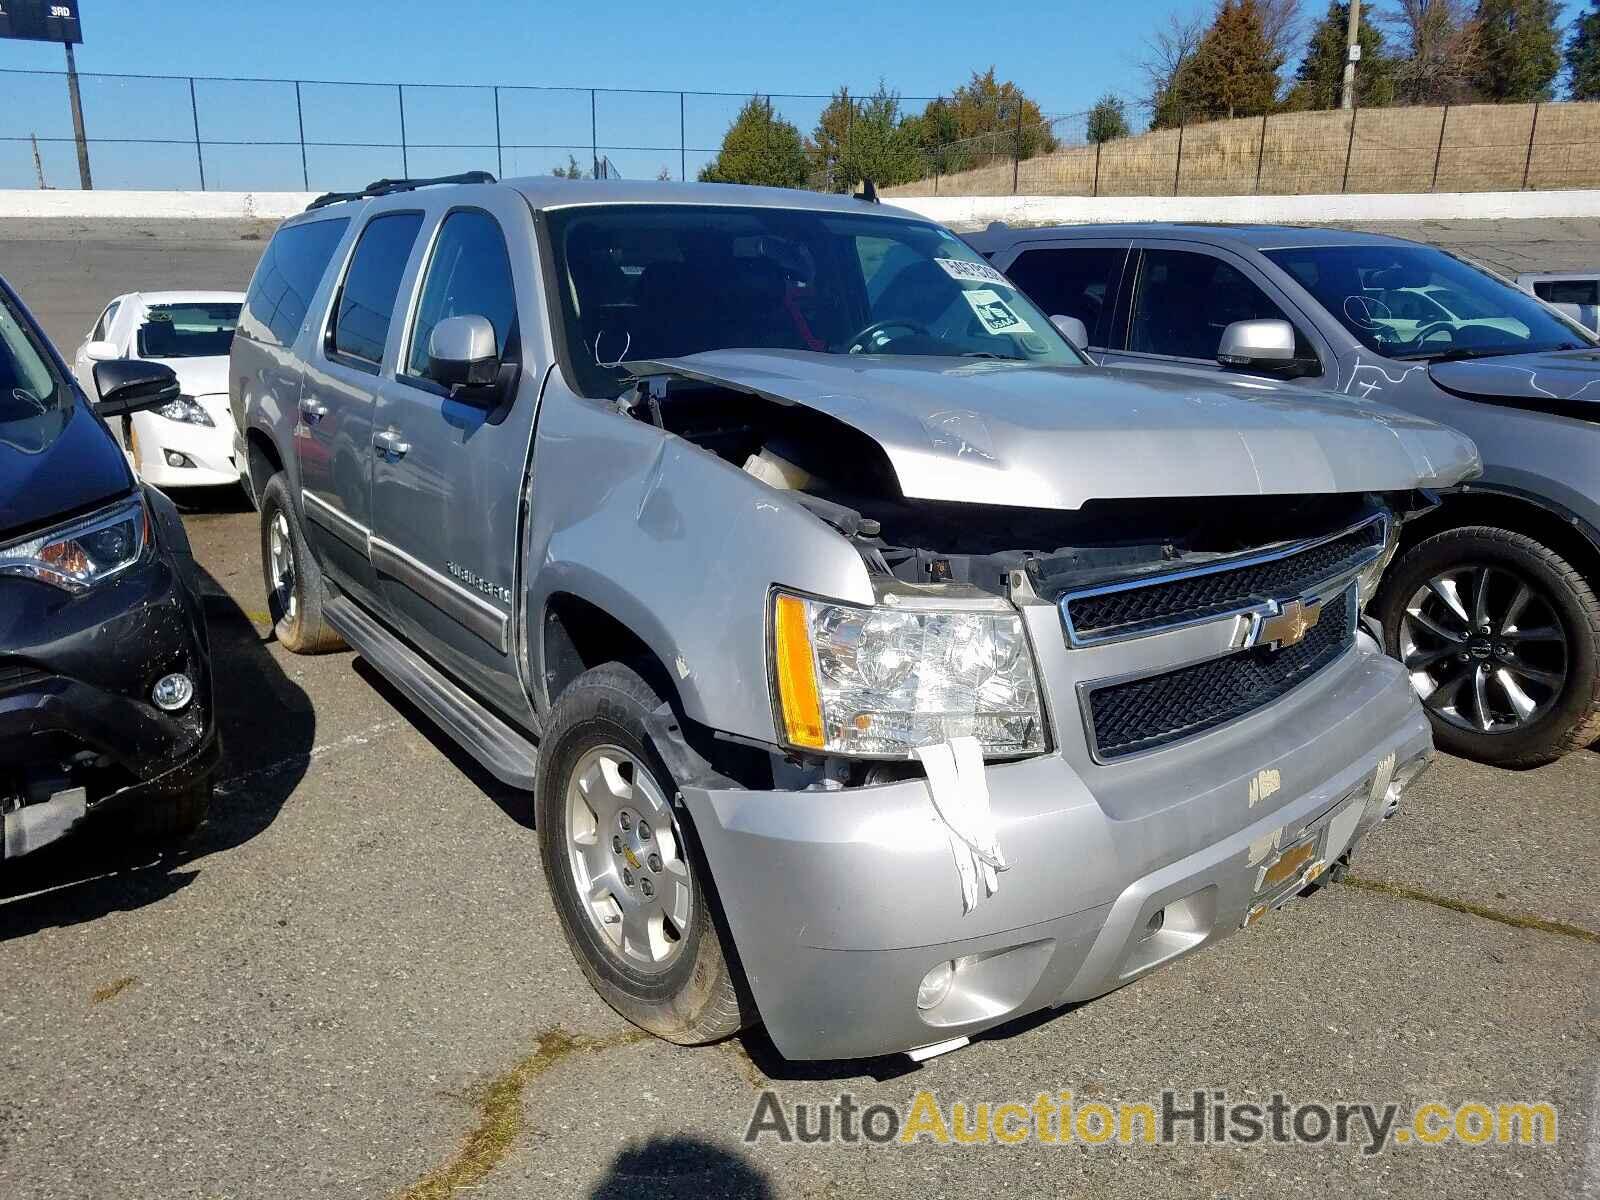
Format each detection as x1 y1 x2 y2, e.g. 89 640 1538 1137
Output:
1085 587 1357 761
1061 515 1385 646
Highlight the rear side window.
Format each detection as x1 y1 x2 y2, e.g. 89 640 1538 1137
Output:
1130 248 1311 361
242 217 349 348
1004 246 1128 348
1533 279 1599 305
91 300 119 341
331 212 424 367
405 210 518 379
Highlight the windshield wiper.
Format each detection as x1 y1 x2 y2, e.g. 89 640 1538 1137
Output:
1392 346 1514 363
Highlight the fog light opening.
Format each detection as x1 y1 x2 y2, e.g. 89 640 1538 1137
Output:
151 672 194 712
1142 908 1166 941
916 960 957 1011
164 450 195 468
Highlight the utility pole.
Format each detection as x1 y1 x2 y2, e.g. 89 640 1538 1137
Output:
1341 0 1361 111
64 41 92 188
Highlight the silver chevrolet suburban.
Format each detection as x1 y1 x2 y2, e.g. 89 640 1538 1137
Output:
232 175 1478 1062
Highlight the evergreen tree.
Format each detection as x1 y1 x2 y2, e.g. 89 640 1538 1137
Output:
1471 0 1562 100
698 97 810 188
550 155 586 179
906 69 1056 169
1184 0 1285 120
1284 1 1395 108
1086 93 1132 142
1569 0 1600 98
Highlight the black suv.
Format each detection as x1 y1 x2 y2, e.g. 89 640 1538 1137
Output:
0 273 217 860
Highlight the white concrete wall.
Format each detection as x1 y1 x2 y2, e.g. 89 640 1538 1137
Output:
0 186 1597 229
888 188 1600 230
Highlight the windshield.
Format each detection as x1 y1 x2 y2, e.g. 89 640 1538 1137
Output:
546 204 1083 396
0 288 68 454
1264 244 1595 361
136 302 241 359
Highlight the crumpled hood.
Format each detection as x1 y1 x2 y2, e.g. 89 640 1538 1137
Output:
636 349 1481 510
1429 347 1600 407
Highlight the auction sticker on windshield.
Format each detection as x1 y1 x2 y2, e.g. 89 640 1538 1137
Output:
935 257 1012 287
962 288 1033 336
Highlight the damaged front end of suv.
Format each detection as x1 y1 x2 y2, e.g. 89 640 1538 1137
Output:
524 194 1478 1061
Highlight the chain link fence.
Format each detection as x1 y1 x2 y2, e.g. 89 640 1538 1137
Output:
4 66 1597 197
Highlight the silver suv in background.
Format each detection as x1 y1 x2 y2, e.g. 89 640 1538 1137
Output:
1516 270 1600 334
973 223 1600 767
233 178 1476 1061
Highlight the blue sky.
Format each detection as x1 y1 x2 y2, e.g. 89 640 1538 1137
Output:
0 0 1585 190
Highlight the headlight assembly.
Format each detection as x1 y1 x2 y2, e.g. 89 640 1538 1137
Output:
0 497 150 593
771 590 1046 758
156 394 214 427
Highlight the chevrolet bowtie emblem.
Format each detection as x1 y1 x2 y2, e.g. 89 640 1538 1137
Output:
1258 597 1323 649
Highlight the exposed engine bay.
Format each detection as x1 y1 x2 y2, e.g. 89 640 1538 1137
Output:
624 375 1428 599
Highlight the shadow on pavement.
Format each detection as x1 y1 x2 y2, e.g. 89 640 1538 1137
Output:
349 656 535 832
0 565 315 938
588 1135 772 1200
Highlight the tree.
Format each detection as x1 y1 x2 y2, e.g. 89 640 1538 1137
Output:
837 85 923 189
656 164 674 181
550 154 586 179
698 97 810 188
1471 0 1562 100
1569 0 1600 98
1140 8 1208 128
1086 93 1132 142
905 69 1057 170
1385 0 1480 103
1283 1 1395 108
1184 0 1285 120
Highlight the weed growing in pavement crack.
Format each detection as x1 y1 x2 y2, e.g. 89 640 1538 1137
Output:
398 1027 648 1200
1346 876 1600 944
89 976 138 1004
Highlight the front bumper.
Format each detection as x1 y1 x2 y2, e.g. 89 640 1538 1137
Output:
130 407 240 489
681 637 1431 1061
0 493 217 858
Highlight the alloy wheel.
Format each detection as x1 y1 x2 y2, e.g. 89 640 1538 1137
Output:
564 744 693 973
267 509 298 622
1399 564 1568 734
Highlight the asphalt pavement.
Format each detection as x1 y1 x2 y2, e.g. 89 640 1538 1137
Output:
0 216 1597 1198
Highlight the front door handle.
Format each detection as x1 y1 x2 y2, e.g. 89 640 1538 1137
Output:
299 397 329 423
373 429 411 460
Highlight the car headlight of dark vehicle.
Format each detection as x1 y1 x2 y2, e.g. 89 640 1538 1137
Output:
0 496 150 592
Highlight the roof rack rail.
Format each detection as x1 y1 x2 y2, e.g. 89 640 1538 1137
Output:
305 170 496 211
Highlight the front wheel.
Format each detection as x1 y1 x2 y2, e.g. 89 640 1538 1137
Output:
534 663 751 1045
1377 526 1600 767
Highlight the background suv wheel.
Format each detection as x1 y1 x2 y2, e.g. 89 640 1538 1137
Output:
1378 525 1600 768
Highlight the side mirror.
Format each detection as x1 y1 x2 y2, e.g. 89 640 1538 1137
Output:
92 358 180 418
1050 314 1089 349
83 339 119 362
1217 319 1297 371
428 315 500 393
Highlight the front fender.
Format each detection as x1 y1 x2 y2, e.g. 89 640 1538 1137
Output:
523 388 873 745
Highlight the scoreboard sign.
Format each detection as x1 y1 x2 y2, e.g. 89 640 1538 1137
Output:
0 1 83 43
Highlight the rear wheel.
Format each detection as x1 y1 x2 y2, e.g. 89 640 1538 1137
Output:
1378 526 1600 767
259 473 343 654
535 663 751 1045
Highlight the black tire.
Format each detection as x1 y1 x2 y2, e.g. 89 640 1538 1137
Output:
534 663 752 1045
259 473 344 654
124 780 211 849
1377 526 1600 768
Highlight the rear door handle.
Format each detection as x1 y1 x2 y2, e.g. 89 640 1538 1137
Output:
373 429 410 460
299 397 329 423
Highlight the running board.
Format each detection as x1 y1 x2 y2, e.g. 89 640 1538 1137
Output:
324 596 539 789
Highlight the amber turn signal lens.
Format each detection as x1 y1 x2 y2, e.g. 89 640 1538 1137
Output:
773 593 825 748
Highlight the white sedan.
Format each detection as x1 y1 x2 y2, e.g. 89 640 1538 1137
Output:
71 290 244 491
